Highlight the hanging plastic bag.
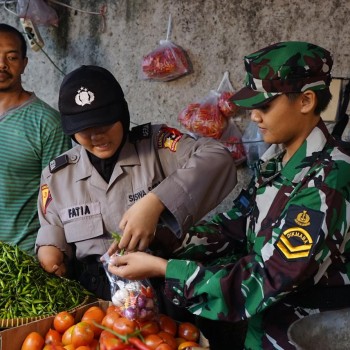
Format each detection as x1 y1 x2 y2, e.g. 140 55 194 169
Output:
242 120 270 167
178 89 227 139
217 71 240 118
102 252 158 321
17 0 59 27
140 15 191 82
219 118 246 164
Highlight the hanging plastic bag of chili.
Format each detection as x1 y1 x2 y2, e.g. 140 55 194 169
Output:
219 118 246 164
101 251 158 321
217 71 240 118
178 90 227 139
140 15 191 82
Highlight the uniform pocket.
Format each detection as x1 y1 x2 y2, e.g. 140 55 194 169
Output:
60 202 104 243
64 215 104 243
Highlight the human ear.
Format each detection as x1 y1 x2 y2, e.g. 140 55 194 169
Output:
300 90 316 114
21 57 28 74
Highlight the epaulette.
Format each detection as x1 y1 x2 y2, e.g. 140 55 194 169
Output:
129 123 152 143
49 154 69 173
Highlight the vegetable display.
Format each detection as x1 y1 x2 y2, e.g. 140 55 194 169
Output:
21 305 203 349
0 241 91 320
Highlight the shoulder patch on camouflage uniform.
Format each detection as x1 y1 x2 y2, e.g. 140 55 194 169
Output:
157 126 183 152
49 154 69 173
129 123 152 143
275 204 324 261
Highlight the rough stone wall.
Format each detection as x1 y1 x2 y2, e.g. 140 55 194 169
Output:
1 0 350 216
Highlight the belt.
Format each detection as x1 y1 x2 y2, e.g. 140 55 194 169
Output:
283 285 350 309
74 256 111 300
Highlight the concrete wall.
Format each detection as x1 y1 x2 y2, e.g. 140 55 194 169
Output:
1 0 350 215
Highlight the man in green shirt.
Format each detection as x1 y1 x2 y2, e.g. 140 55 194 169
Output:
0 23 71 254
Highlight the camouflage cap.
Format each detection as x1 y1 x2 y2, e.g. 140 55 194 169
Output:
231 41 333 108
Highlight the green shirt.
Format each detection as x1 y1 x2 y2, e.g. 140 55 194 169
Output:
0 94 71 254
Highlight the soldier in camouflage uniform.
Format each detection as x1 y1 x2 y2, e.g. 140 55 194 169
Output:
108 42 350 349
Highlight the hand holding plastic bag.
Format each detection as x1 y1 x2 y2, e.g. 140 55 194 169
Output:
102 252 158 321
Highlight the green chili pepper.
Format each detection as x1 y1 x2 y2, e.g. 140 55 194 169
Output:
0 241 92 319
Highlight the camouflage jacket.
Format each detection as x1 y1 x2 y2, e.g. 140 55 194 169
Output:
163 119 350 349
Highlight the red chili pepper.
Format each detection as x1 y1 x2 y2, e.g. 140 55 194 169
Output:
128 337 152 350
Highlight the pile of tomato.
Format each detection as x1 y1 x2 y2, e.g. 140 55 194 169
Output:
21 305 203 350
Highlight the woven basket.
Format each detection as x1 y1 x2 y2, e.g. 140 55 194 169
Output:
0 295 91 329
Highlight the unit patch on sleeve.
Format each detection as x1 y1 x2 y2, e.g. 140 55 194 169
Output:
157 126 183 152
41 184 52 214
275 204 324 261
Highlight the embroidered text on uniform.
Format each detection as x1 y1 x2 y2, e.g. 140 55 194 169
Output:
68 205 91 218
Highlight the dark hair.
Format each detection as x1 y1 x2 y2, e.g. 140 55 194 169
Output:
0 23 27 58
286 89 332 115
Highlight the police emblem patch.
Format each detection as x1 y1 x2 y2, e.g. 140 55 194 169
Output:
275 205 324 261
75 87 95 106
157 127 183 152
41 184 52 214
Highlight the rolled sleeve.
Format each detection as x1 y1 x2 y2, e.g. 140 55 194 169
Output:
35 225 72 259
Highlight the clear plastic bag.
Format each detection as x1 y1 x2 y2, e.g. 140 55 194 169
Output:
102 252 158 321
17 0 59 27
217 71 239 118
140 15 190 82
219 118 246 164
178 90 227 139
242 120 270 167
